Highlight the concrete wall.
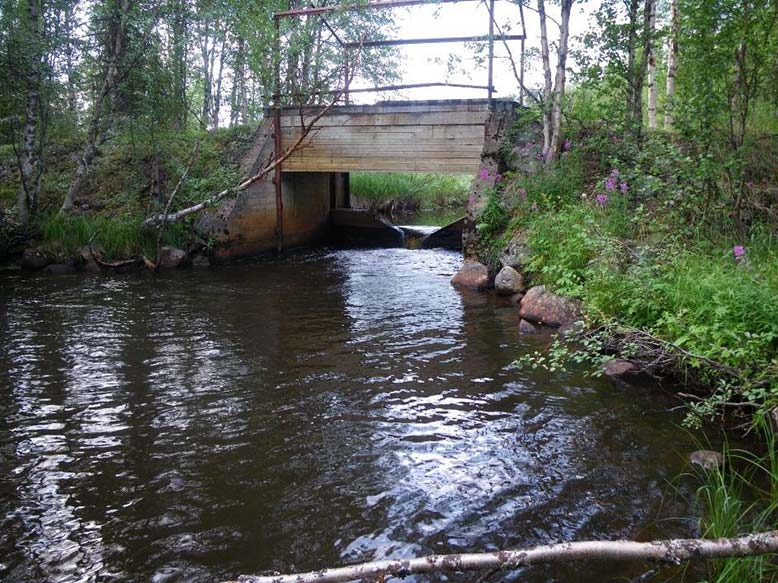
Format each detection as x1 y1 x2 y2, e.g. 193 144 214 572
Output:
203 172 347 259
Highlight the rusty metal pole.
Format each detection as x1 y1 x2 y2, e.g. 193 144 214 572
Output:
344 48 350 105
487 0 495 108
273 16 284 254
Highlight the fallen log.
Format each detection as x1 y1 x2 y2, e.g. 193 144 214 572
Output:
228 531 778 583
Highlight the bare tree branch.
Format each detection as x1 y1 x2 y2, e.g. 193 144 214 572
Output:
227 531 778 583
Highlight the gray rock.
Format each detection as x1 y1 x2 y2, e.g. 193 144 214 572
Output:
499 232 531 271
158 246 187 269
510 293 524 304
518 319 539 334
494 266 525 296
519 285 582 327
603 359 638 378
451 261 491 290
21 247 50 270
83 259 102 274
689 450 724 471
191 254 210 268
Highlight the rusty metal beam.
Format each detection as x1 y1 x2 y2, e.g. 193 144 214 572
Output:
342 33 523 48
275 0 468 19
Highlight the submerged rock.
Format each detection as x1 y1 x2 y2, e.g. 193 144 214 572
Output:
451 261 491 290
603 359 638 378
44 260 78 275
518 318 539 334
689 450 724 471
21 247 50 270
158 246 187 269
519 285 582 327
191 254 210 268
494 266 524 296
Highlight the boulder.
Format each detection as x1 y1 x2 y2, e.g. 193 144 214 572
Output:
603 359 638 378
451 261 491 290
494 266 525 296
518 319 539 334
689 450 724 471
499 232 531 271
83 259 102 274
157 246 187 269
509 293 524 305
78 243 105 262
21 247 50 270
519 285 582 327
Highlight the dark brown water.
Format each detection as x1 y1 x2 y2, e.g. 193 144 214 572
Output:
0 247 697 583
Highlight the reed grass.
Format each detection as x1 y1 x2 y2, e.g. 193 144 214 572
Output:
350 172 471 212
35 212 187 259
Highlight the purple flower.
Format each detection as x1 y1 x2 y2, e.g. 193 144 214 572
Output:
478 168 490 181
604 168 621 192
563 139 572 152
494 173 504 183
596 194 609 208
733 245 746 261
746 181 754 189
518 187 527 200
619 181 629 194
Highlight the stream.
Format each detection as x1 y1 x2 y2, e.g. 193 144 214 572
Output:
0 241 700 582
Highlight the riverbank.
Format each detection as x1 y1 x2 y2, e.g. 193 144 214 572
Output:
461 129 778 429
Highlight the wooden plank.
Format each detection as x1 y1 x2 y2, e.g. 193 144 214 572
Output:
279 111 490 127
281 123 485 135
282 156 481 172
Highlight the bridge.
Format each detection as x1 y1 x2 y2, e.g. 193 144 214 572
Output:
198 98 517 258
195 0 524 259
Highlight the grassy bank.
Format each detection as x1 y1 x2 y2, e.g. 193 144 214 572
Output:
350 172 470 213
480 131 778 424
0 126 252 261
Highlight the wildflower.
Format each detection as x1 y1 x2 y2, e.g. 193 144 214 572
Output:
733 245 746 261
531 202 539 212
563 139 572 152
596 194 609 208
478 168 490 181
746 181 754 189
619 181 629 194
605 168 620 192
494 173 504 183
518 187 527 200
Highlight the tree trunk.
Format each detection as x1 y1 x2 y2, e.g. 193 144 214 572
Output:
17 0 43 225
547 0 573 162
230 531 778 583
647 0 657 129
665 0 679 129
200 22 212 130
212 34 226 130
171 0 188 130
61 0 130 213
538 0 552 157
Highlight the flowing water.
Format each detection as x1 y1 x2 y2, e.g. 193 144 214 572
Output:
0 245 700 583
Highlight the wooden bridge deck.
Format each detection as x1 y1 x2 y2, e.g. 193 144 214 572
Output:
278 99 515 174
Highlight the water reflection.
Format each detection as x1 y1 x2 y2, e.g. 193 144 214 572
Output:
0 249 695 583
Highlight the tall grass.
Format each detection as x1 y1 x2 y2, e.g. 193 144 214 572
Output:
694 419 778 582
350 172 470 212
35 212 187 259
